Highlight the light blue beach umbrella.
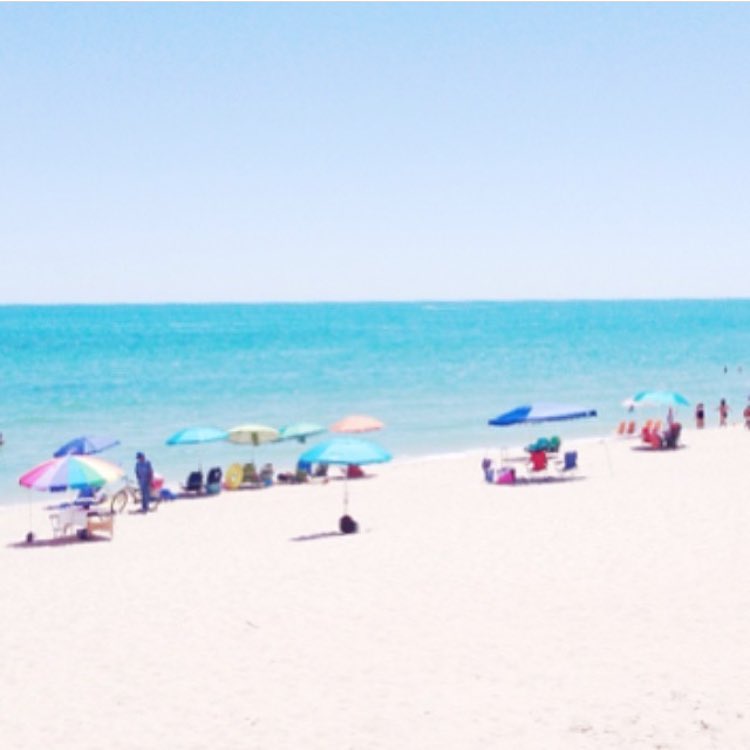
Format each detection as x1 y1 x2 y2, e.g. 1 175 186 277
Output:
166 428 229 476
166 427 228 445
299 438 392 530
276 422 326 444
299 437 392 467
631 391 690 408
488 403 598 427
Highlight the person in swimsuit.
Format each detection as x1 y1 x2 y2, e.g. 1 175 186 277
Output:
718 398 729 427
695 403 705 429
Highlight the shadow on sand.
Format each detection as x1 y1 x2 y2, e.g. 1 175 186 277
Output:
290 527 369 543
487 474 586 487
290 530 348 542
7 533 111 550
630 444 688 453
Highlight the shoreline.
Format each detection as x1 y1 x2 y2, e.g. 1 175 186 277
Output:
2 418 742 513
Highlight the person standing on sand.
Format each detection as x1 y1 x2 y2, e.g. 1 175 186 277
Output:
743 399 750 429
718 398 729 427
135 451 154 512
695 403 705 429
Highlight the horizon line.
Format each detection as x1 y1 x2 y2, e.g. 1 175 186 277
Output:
1 296 750 308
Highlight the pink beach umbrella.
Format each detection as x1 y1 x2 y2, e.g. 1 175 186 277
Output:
329 414 384 434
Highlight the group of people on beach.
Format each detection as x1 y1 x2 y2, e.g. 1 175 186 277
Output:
694 398 750 429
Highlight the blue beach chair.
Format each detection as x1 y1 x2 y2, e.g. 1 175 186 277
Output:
555 451 578 474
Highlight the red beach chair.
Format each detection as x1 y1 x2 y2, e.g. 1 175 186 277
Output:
527 450 548 474
345 464 365 479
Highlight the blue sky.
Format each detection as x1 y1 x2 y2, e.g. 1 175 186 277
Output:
1 3 748 303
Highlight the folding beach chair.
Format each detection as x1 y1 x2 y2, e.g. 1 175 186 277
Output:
181 470 204 494
527 450 548 474
555 451 578 474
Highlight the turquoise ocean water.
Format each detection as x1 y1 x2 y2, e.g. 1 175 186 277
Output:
1 301 749 507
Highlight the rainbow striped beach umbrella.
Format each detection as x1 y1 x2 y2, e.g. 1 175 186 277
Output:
19 454 124 493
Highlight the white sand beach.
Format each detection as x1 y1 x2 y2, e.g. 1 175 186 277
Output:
2 425 749 749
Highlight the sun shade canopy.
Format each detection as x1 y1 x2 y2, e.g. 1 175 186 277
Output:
489 403 597 427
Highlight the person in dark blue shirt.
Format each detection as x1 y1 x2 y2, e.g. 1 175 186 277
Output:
135 452 154 512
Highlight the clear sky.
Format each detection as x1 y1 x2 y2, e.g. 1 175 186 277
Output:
1 3 748 303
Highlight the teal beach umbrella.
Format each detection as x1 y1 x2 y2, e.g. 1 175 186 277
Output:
166 427 228 445
631 391 690 408
276 422 326 444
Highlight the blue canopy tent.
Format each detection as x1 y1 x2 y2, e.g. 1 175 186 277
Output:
489 403 597 427
488 402 600 471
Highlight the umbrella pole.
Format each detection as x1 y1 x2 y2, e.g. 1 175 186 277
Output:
343 475 349 514
27 499 34 543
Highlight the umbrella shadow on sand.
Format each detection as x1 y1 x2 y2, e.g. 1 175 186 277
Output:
630 444 689 453
7 534 111 549
500 475 587 486
290 528 370 543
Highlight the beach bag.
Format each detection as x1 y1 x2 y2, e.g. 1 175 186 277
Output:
496 468 516 485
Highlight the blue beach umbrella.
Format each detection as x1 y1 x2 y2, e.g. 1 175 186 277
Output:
53 435 120 457
631 391 690 408
166 427 228 445
488 403 598 427
299 438 392 530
